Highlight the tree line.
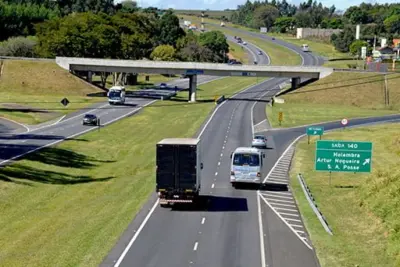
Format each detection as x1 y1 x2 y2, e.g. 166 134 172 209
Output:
226 0 400 53
0 1 229 63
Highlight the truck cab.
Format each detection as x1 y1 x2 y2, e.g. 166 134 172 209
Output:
107 86 126 105
301 44 309 52
230 147 265 187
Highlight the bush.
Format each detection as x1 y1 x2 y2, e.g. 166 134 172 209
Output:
0 36 37 57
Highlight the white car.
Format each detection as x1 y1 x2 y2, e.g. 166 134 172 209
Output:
243 41 247 45
252 135 267 148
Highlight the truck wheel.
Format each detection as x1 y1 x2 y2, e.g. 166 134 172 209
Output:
231 182 236 188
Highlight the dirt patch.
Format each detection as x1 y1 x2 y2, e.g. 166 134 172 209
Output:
227 52 235 60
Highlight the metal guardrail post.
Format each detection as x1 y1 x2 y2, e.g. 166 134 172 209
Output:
297 173 333 235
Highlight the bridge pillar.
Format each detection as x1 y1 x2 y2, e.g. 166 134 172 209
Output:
188 75 197 102
87 71 93 83
291 77 301 90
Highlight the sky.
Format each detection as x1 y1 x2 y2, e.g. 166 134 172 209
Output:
128 0 399 12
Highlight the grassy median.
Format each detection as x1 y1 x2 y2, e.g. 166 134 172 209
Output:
0 60 105 125
228 40 250 64
266 72 400 128
0 76 261 267
289 123 400 267
179 15 301 65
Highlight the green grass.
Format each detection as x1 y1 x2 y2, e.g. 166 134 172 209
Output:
267 72 400 128
323 59 366 69
0 76 260 267
179 15 301 65
91 73 175 90
228 40 249 64
289 123 400 267
0 60 104 125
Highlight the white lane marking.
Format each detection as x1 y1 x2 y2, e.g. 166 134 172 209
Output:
285 218 302 222
265 198 293 204
218 162 220 166
274 207 298 212
220 153 223 157
262 191 291 196
263 194 293 200
0 116 30 132
193 242 199 251
211 183 215 188
215 172 218 176
259 193 312 250
254 119 267 127
114 198 159 267
257 193 267 267
201 217 205 224
222 146 225 149
279 212 299 217
269 202 296 208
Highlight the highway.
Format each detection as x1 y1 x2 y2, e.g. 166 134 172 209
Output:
101 27 322 267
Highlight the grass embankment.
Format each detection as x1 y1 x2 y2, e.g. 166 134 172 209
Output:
290 123 400 267
91 73 175 90
228 40 250 64
179 15 301 65
267 72 400 128
0 60 104 125
0 76 260 267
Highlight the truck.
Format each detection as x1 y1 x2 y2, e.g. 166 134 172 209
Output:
184 20 191 27
107 86 126 105
156 138 203 206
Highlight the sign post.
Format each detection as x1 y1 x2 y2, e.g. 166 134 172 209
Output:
278 112 283 126
341 118 348 129
306 126 324 144
315 140 373 185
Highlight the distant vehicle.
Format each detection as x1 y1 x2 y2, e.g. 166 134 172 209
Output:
252 135 267 148
107 86 126 105
272 37 275 40
228 59 242 65
82 114 98 126
258 50 262 55
254 61 258 65
159 83 168 89
220 21 225 27
243 41 247 45
184 20 191 27
301 44 309 52
156 138 203 206
230 147 265 187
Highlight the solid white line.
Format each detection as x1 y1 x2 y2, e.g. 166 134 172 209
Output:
259 193 312 250
263 194 293 200
268 178 289 182
253 119 267 127
201 217 205 224
211 183 215 188
262 191 291 196
270 202 296 208
257 193 267 267
279 212 299 217
285 218 302 222
0 116 30 132
291 224 304 228
274 207 298 212
114 199 159 267
193 242 198 251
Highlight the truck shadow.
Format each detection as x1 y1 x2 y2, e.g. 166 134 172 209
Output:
233 183 288 191
169 195 248 212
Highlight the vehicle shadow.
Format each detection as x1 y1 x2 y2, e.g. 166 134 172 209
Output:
169 195 248 212
233 182 289 192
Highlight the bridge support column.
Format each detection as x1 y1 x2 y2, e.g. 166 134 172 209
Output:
188 75 197 102
87 71 93 83
291 77 301 90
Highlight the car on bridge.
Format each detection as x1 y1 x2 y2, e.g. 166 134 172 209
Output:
159 83 167 89
258 50 263 55
82 114 98 126
252 135 267 148
228 59 242 65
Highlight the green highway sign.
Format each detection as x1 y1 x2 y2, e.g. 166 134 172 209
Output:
315 140 372 173
307 126 324 136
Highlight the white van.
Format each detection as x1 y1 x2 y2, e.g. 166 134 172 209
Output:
107 86 126 105
301 44 309 52
230 147 265 187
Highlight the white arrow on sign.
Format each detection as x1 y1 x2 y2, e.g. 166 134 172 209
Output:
363 158 371 165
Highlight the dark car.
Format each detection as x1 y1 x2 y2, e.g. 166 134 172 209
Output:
228 59 242 65
82 114 98 126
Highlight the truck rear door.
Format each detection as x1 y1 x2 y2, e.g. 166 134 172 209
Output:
156 145 175 190
177 144 197 190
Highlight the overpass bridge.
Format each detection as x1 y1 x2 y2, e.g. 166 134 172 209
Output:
56 57 333 102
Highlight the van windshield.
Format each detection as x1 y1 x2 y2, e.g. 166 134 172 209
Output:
233 153 260 166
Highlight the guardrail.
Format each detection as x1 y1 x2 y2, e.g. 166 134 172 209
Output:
297 173 333 235
333 68 396 74
215 95 225 104
0 56 54 62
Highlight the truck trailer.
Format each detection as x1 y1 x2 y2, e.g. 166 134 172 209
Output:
156 138 203 206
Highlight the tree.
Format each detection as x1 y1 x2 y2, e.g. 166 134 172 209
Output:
0 36 37 57
150 45 176 61
157 10 185 47
331 25 355 53
384 14 400 35
349 40 368 56
274 16 295 33
253 5 280 29
198 31 229 62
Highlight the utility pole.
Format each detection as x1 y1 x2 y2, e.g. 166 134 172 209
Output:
384 74 389 106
